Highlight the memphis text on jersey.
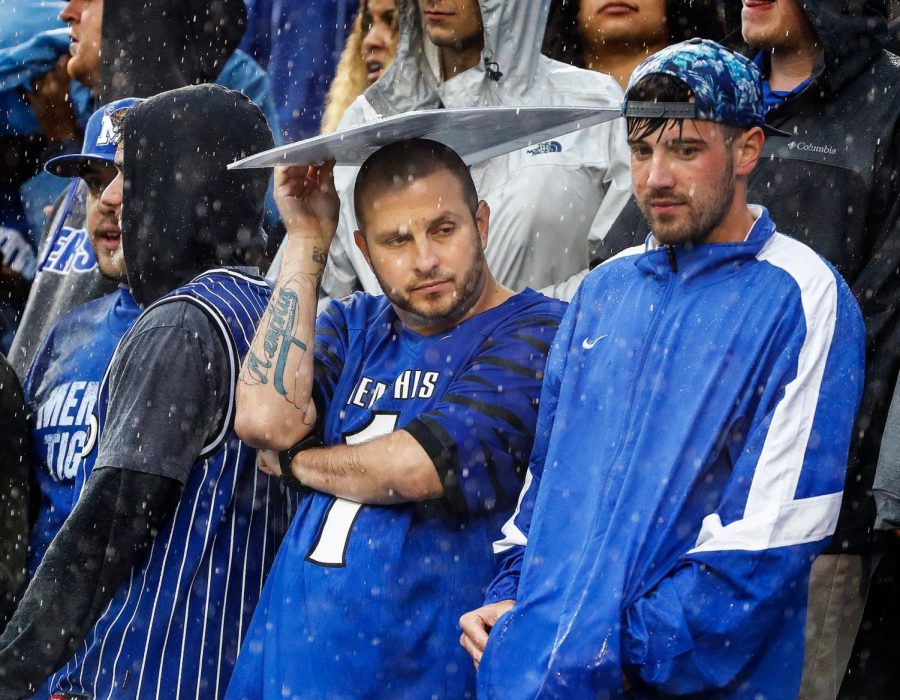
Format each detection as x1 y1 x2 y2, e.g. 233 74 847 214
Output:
347 370 440 410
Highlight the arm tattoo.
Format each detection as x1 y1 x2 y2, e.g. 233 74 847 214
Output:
312 246 328 267
241 286 309 407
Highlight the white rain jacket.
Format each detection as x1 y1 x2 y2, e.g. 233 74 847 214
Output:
273 0 631 302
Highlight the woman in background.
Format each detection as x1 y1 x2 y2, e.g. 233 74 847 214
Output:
321 0 398 133
543 0 724 90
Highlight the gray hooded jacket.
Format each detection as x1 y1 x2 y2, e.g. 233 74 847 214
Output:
274 0 630 302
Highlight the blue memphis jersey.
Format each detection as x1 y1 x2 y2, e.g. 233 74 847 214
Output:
36 226 97 275
23 287 141 573
37 184 97 276
477 209 866 699
43 269 295 700
226 289 565 700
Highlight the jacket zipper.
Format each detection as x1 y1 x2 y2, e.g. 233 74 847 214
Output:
666 245 678 273
598 253 679 507
559 251 679 634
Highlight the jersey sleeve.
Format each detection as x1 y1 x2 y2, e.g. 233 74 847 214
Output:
621 276 866 693
96 302 230 483
482 291 580 603
403 303 564 517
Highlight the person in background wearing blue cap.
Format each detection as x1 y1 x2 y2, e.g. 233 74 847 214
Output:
15 98 143 586
460 39 866 698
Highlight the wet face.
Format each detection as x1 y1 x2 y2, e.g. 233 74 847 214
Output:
60 0 103 90
355 169 490 335
82 161 125 282
418 0 484 52
578 0 668 46
361 0 398 85
99 141 127 281
628 119 740 246
741 0 818 51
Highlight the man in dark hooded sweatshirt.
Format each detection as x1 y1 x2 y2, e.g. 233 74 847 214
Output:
0 84 293 699
596 3 900 696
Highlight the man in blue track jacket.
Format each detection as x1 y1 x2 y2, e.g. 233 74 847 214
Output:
460 39 866 698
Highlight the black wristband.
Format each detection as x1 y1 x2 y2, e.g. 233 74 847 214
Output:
278 432 325 489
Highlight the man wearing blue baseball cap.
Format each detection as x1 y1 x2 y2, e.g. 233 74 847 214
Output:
5 98 141 379
460 39 866 698
43 97 140 282
18 97 142 580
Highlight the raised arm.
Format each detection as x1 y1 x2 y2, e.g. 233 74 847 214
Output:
235 162 340 450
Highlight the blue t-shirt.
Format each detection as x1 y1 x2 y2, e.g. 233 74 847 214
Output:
226 289 566 700
762 78 811 112
24 287 141 573
755 51 811 112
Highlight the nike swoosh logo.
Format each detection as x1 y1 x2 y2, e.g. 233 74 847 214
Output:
581 335 608 350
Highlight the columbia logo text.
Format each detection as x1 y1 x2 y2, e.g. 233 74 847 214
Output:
787 141 837 156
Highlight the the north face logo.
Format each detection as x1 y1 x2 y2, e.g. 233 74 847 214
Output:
527 140 562 156
787 140 837 156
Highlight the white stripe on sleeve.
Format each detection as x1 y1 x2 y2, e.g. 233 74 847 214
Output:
493 468 535 554
689 233 841 554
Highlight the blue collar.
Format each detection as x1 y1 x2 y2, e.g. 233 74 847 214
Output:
637 206 777 281
754 52 812 112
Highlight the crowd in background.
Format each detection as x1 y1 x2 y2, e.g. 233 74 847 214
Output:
1 0 900 697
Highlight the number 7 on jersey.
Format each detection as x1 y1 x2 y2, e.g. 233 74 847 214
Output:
305 412 399 566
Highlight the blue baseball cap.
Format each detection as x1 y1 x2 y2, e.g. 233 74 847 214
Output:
45 97 141 178
622 38 788 136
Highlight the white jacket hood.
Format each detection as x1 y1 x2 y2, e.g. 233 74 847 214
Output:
269 0 632 303
365 0 555 114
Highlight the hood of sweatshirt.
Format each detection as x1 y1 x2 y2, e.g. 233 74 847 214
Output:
121 84 273 306
99 0 246 103
762 0 890 99
364 0 553 115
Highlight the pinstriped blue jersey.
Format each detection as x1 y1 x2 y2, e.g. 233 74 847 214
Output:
42 270 294 700
226 289 566 700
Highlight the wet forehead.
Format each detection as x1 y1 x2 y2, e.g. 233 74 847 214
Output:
363 169 471 233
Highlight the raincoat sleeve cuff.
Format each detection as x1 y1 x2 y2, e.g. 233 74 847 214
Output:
622 606 650 666
484 575 519 605
623 593 696 672
483 545 524 605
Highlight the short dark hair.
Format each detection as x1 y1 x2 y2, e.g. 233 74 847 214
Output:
353 139 479 232
625 73 744 143
542 0 725 69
